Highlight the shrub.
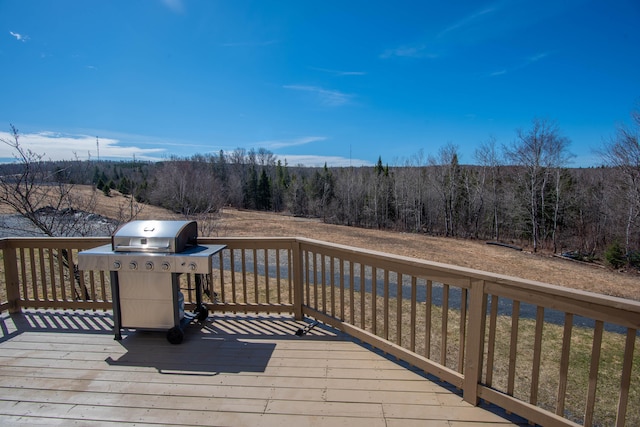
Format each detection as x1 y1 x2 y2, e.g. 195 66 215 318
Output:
604 241 626 269
628 249 640 269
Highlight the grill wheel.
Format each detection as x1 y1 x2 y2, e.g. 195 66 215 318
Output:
166 326 184 344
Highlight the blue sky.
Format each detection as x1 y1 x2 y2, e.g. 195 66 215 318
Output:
0 0 638 167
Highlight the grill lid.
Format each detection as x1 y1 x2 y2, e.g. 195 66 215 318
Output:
111 220 198 253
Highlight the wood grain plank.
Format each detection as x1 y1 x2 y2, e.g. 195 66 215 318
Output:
0 312 520 426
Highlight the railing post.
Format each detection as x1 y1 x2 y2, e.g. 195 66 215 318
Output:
1 240 21 313
463 279 487 405
292 239 304 320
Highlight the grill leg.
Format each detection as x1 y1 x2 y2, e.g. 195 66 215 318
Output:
194 274 208 321
195 274 203 305
110 271 122 340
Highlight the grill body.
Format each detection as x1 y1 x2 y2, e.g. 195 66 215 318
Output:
78 220 225 344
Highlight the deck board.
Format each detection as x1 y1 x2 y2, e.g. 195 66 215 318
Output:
0 310 525 426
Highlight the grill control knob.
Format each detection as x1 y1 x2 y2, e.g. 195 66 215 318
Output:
113 261 121 270
129 261 138 270
145 261 154 271
161 262 171 271
188 263 197 271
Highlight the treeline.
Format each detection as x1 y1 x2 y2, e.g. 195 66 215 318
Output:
74 118 640 268
1 117 638 267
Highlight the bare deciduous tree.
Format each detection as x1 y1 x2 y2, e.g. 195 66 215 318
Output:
0 125 103 301
0 125 99 237
475 136 503 241
505 118 572 252
599 109 640 254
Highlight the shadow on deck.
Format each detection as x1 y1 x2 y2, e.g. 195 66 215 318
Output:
0 309 528 426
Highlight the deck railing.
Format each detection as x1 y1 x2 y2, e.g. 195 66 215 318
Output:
0 236 638 427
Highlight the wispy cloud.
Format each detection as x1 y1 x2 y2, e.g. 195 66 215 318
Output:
527 52 550 63
488 51 552 77
161 0 184 13
9 31 29 42
437 6 498 39
381 3 503 60
284 85 354 106
0 131 166 161
221 40 278 47
310 67 366 76
489 69 507 77
380 44 438 59
257 136 327 150
277 154 372 167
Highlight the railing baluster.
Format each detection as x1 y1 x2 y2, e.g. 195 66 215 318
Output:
264 249 270 304
313 252 318 310
99 270 106 302
230 249 236 304
78 260 89 301
556 312 573 416
48 248 57 302
218 250 225 303
57 248 67 301
441 284 449 366
584 320 604 426
349 261 355 325
371 267 377 336
29 248 38 301
275 249 281 304
425 279 432 359
288 248 293 305
38 248 47 301
241 249 247 303
616 328 636 427
339 259 345 321
19 248 27 301
321 254 326 314
410 276 417 352
292 241 303 320
485 295 499 386
89 269 97 301
384 269 389 340
253 248 258 303
458 287 468 374
330 256 336 317
507 300 520 396
396 272 402 346
307 250 313 308
530 306 545 405
361 264 366 330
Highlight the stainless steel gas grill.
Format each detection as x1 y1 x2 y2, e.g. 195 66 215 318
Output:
78 220 225 344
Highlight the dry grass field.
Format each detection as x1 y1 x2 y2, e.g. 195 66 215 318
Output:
7 185 640 301
213 208 640 301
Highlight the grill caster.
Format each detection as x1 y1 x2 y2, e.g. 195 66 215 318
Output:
167 326 184 344
194 304 208 322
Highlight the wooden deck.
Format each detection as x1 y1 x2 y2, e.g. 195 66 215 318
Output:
0 310 525 426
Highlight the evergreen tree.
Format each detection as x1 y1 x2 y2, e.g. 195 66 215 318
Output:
257 169 272 210
118 176 132 195
243 165 258 209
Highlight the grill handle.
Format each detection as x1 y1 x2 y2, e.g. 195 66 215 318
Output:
114 244 170 251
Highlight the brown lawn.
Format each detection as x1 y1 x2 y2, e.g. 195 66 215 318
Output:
8 185 640 301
